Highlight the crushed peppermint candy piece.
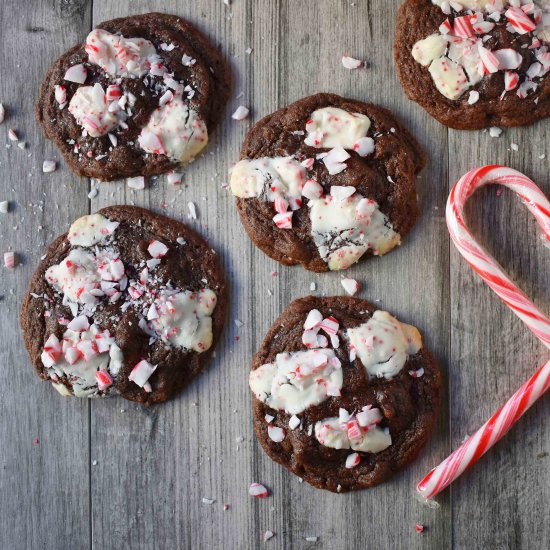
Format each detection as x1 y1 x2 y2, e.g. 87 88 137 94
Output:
265 414 274 423
288 415 301 430
0 103 4 124
167 171 182 185
42 160 57 173
415 524 425 534
510 142 519 152
273 211 292 229
353 136 375 157
305 537 318 542
3 251 16 269
267 425 285 442
342 55 363 69
302 179 324 200
188 202 197 219
182 54 197 67
323 146 350 175
147 240 168 258
54 85 67 105
489 127 502 138
64 64 87 84
8 128 18 141
341 278 359 295
345 452 360 469
232 106 249 120
202 498 215 505
67 315 90 332
409 367 425 378
304 309 323 330
330 185 356 201
263 531 275 542
127 176 145 189
128 359 157 388
467 91 480 105
0 201 8 213
95 369 113 391
249 483 269 498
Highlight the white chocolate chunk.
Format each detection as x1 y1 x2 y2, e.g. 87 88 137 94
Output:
304 107 371 149
412 34 448 67
138 96 208 163
85 29 157 77
230 157 306 201
315 415 391 453
45 249 122 304
309 194 400 271
149 289 217 353
67 214 119 247
347 310 422 379
428 57 470 100
249 349 342 414
43 325 123 397
68 85 118 137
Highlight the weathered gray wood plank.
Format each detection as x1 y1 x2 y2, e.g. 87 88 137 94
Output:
0 1 92 549
449 125 550 549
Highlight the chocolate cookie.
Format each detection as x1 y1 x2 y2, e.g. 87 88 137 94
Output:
36 13 231 181
229 93 425 272
249 296 441 492
395 1 550 129
20 206 227 405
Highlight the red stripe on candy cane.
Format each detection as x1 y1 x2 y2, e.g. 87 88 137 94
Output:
417 166 550 500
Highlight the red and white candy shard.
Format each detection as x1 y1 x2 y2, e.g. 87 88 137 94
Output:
249 483 269 498
341 55 363 69
345 452 360 469
64 64 87 84
3 251 15 268
273 211 293 229
128 359 157 388
341 278 359 295
147 240 168 258
232 105 249 120
267 425 285 442
42 160 56 173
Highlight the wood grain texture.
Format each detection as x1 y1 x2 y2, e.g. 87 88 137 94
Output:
0 1 92 549
0 0 548 549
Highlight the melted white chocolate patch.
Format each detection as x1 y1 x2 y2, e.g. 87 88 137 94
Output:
230 157 306 202
85 28 157 77
304 107 371 149
315 413 391 453
249 349 342 414
68 214 119 247
138 96 208 163
309 193 400 271
150 289 217 353
44 325 123 398
68 84 119 137
347 310 422 379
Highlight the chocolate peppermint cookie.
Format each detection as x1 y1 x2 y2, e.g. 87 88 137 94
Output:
229 93 425 272
395 0 550 129
36 13 231 180
20 206 227 405
249 296 441 492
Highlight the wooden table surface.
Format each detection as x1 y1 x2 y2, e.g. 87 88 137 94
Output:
1 1 549 549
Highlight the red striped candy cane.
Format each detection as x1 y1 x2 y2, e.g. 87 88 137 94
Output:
417 165 550 500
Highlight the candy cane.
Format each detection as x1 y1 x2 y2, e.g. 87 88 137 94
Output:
417 165 550 500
